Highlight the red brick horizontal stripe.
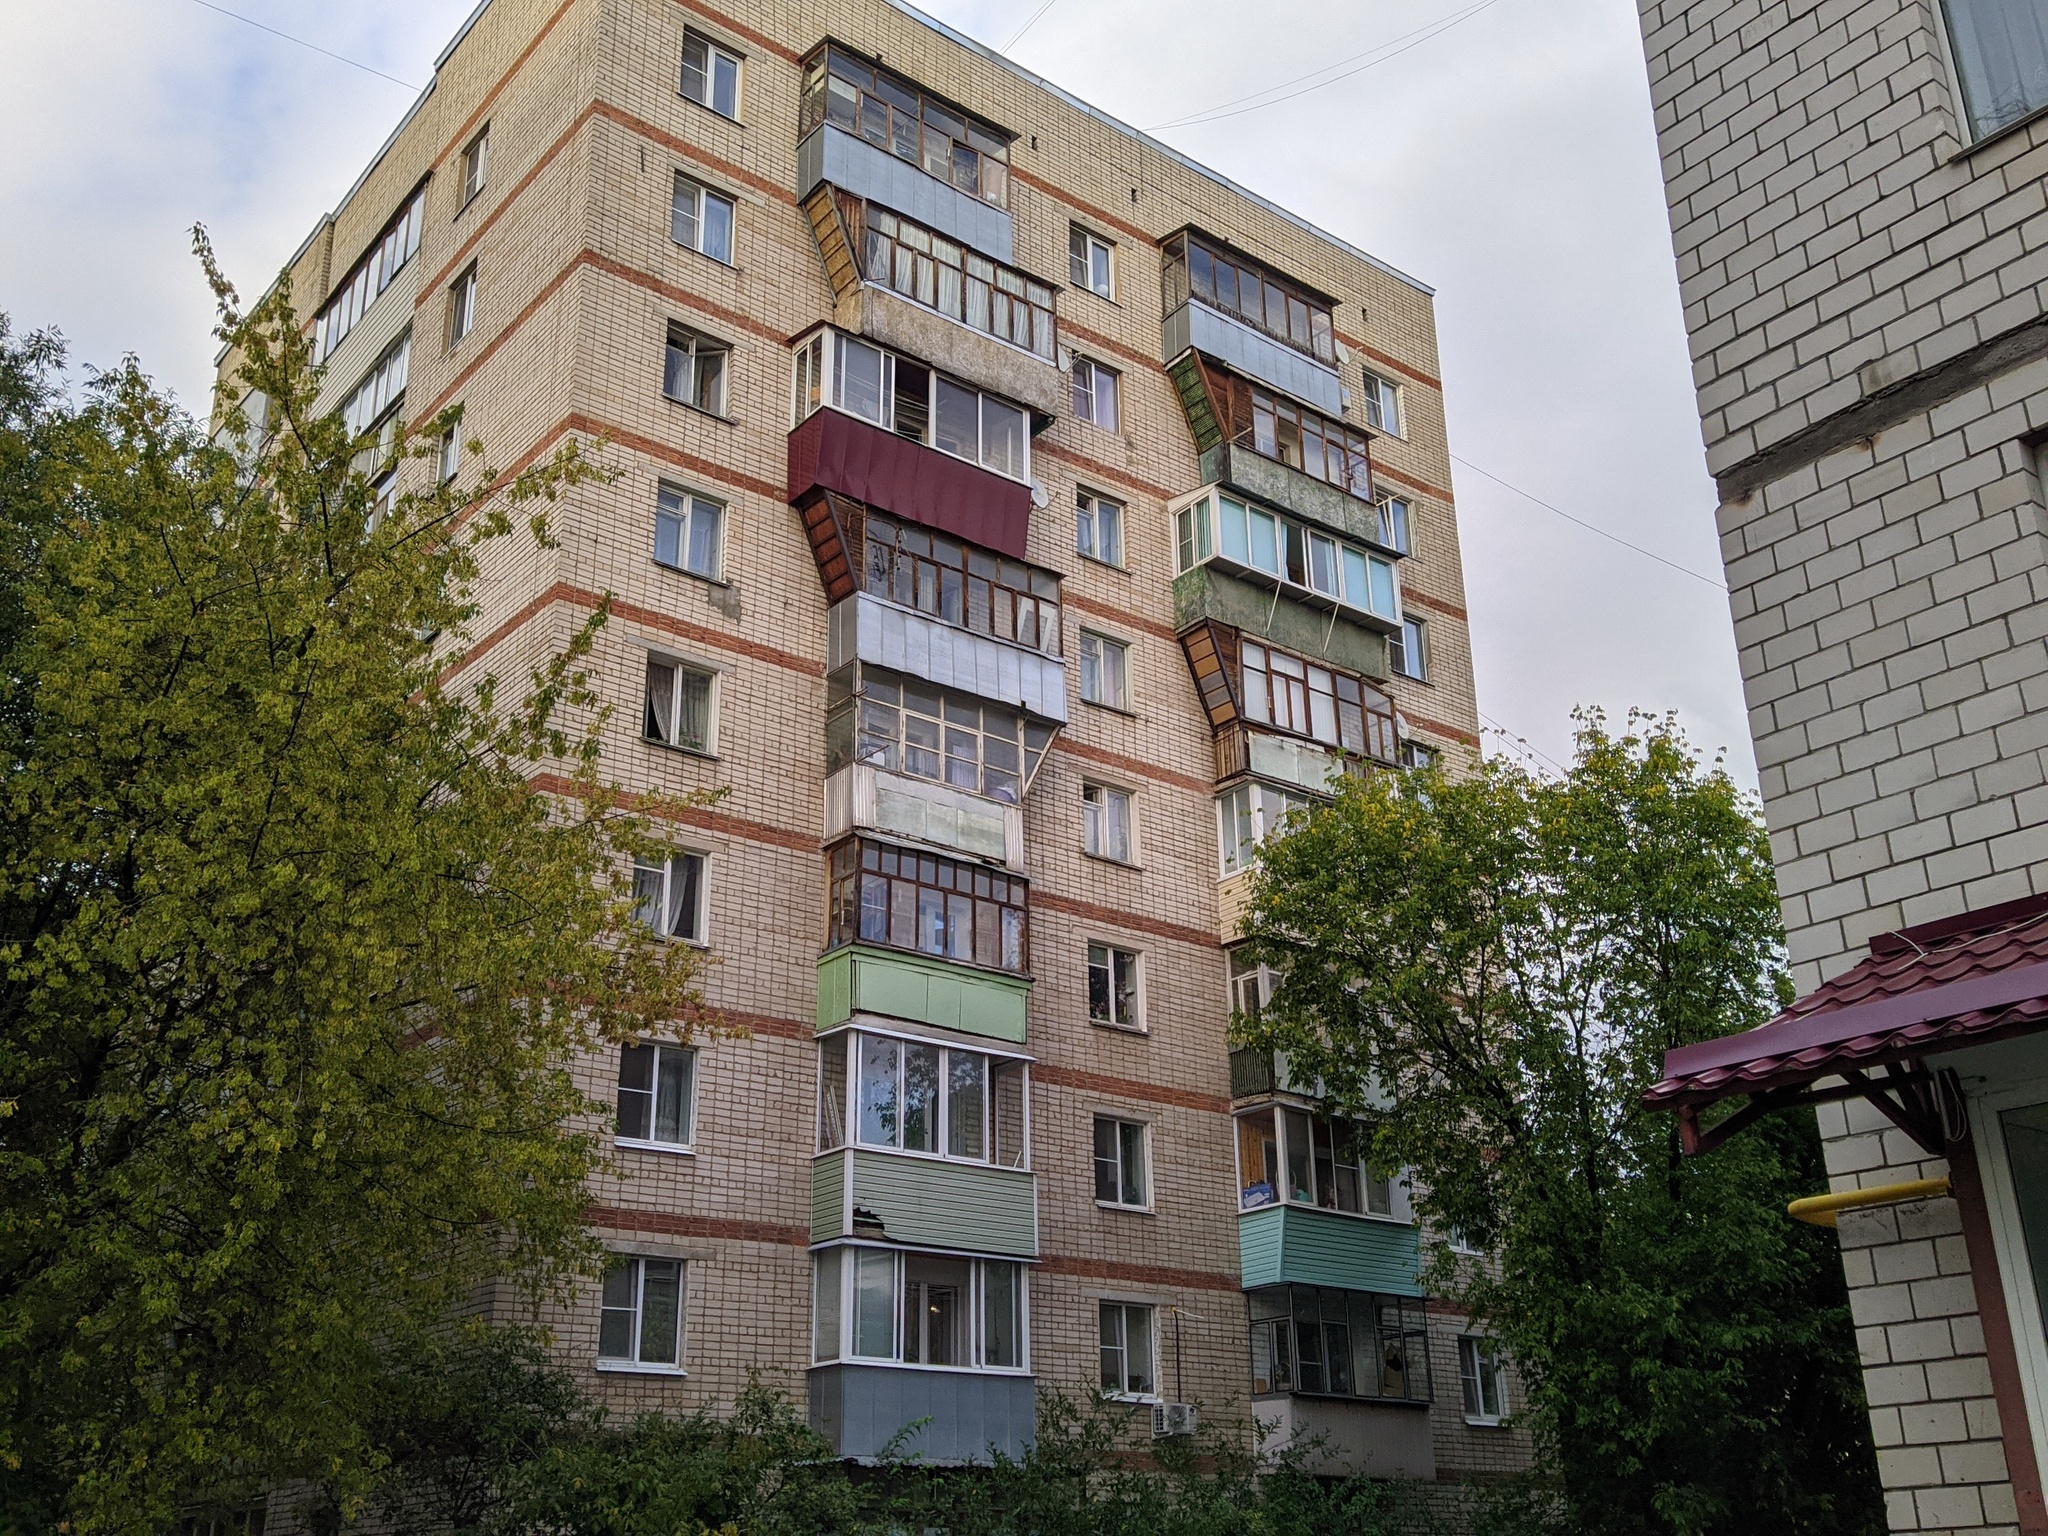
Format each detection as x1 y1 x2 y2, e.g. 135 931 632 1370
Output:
1033 1064 1228 1115
531 771 817 852
1062 590 1178 644
1036 441 1174 505
1036 1253 1241 1292
1402 589 1467 622
1400 711 1481 748
590 1203 810 1247
1052 737 1211 797
1374 463 1455 504
1033 890 1217 950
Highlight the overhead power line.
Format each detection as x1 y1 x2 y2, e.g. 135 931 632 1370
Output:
1003 0 1060 51
1450 454 1728 591
187 0 424 90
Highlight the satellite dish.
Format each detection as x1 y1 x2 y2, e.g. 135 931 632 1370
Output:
1030 480 1049 510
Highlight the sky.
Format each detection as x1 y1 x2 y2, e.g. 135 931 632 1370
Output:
0 0 1754 786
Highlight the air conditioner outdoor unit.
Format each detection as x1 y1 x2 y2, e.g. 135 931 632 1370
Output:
1153 1402 1198 1438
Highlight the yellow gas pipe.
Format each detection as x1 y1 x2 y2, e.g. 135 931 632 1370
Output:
1787 1176 1951 1228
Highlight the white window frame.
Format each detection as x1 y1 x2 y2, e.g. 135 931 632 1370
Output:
1173 487 1402 624
1459 1335 1508 1424
1070 225 1115 300
1375 495 1411 555
1082 781 1134 865
830 1028 1032 1167
1071 356 1119 431
632 850 709 943
811 1244 1031 1374
460 125 490 205
447 263 477 348
615 1040 698 1152
1075 488 1123 567
597 1255 686 1372
1098 1300 1157 1400
1093 1115 1150 1208
789 327 1032 485
1962 1066 2048 1486
1217 780 1313 877
1078 630 1129 711
663 325 730 417
1390 616 1428 682
1234 1104 1410 1221
654 483 725 582
1228 947 1276 1019
1361 371 1402 437
641 652 718 756
680 29 743 119
671 173 737 264
1088 941 1143 1031
437 421 462 485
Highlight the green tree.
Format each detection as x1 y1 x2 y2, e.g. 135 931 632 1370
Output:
0 246 716 1532
1235 714 1884 1536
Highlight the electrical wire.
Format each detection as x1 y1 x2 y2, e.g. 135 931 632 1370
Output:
1451 454 1728 591
1002 0 1060 51
1479 712 1569 775
1147 0 1509 131
187 0 424 90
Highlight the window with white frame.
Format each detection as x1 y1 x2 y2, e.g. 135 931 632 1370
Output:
1094 1116 1149 1206
642 655 715 754
1389 616 1428 682
315 187 425 362
663 324 729 416
1217 780 1313 876
1079 631 1128 710
438 422 462 484
654 484 724 581
1082 783 1133 863
1228 947 1276 1019
790 329 1030 482
1175 488 1401 625
598 1256 684 1368
1088 943 1140 1030
817 1030 1029 1166
340 332 410 443
1098 1301 1155 1397
1236 1105 1401 1217
1400 739 1439 770
616 1041 696 1149
632 852 707 942
681 30 742 118
460 125 490 205
672 174 736 264
1940 1 2048 141
812 1247 1026 1370
447 264 477 348
1361 371 1402 436
1071 356 1119 430
1075 489 1123 566
1459 1336 1508 1424
1069 225 1114 299
1375 496 1410 555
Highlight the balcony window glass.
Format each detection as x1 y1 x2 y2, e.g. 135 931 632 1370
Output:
1241 640 1396 760
1249 387 1371 498
1216 781 1312 876
825 666 1056 801
827 840 1028 974
1236 1106 1398 1217
815 1247 1028 1369
800 46 1012 207
1176 490 1400 624
1248 1287 1431 1403
860 509 1061 656
798 330 1033 483
1162 231 1336 365
860 206 1055 359
315 186 426 362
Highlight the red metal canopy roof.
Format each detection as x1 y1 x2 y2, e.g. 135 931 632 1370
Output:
1650 894 2048 1116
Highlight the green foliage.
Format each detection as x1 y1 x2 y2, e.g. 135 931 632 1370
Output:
0 245 717 1532
1235 713 1884 1536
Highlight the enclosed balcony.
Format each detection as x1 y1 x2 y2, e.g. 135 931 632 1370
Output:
1161 230 1342 416
1247 1286 1434 1479
1173 486 1402 635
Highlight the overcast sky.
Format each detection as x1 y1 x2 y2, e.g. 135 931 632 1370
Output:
0 0 1753 785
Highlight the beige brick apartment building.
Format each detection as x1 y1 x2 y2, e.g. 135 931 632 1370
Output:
238 0 1525 1490
1635 2 2048 1534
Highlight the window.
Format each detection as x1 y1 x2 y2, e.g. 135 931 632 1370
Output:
1160 231 1335 364
812 1247 1026 1369
828 672 1052 805
447 264 477 347
1375 497 1410 555
1088 942 1141 1029
671 174 736 264
1236 1107 1398 1217
1251 387 1371 498
1079 632 1128 710
1460 1337 1508 1423
792 330 1032 482
1229 948 1276 1018
653 484 724 581
1075 490 1123 566
859 205 1056 360
663 325 729 415
859 510 1062 657
642 655 715 754
1099 1302 1156 1397
827 839 1029 973
438 424 462 484
1069 225 1115 299
1399 740 1439 770
1174 489 1401 624
340 332 411 442
599 1256 684 1368
1361 372 1401 436
1217 781 1312 876
1071 356 1119 430
461 126 489 204
632 852 707 942
1389 617 1427 682
817 1032 1027 1166
1941 1 2048 140
1240 640 1397 761
800 46 1012 208
1248 1287 1431 1402
681 31 742 118
314 186 426 361
1082 783 1133 864
1094 1117 1148 1206
616 1041 696 1149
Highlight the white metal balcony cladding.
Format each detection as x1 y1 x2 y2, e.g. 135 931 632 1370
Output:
828 592 1068 724
1165 301 1344 418
800 125 1015 267
825 763 1024 869
310 250 425 421
1247 732 1347 795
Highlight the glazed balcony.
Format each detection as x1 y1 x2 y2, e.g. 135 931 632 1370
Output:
812 1149 1037 1256
811 1366 1035 1464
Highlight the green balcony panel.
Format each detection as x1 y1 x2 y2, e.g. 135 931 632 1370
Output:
1238 1204 1422 1296
816 945 1030 1042
812 1148 1037 1255
1173 565 1384 678
1199 441 1381 546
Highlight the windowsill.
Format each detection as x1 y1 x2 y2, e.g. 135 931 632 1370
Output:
616 1138 697 1157
1096 1200 1155 1215
457 188 484 218
1239 1199 1413 1226
677 92 744 127
835 1141 1031 1174
660 394 738 427
1090 1017 1148 1036
595 1360 688 1376
810 1358 1032 1378
1080 698 1138 718
1463 1415 1508 1429
640 734 720 763
1074 551 1128 574
1951 100 2048 162
1081 850 1142 872
670 241 737 272
651 558 733 591
1103 1391 1160 1405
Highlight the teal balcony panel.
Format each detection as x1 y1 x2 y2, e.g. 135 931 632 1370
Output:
1239 1204 1422 1296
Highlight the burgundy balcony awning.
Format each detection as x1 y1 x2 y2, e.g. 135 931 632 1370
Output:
1649 894 2048 1154
788 408 1031 559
